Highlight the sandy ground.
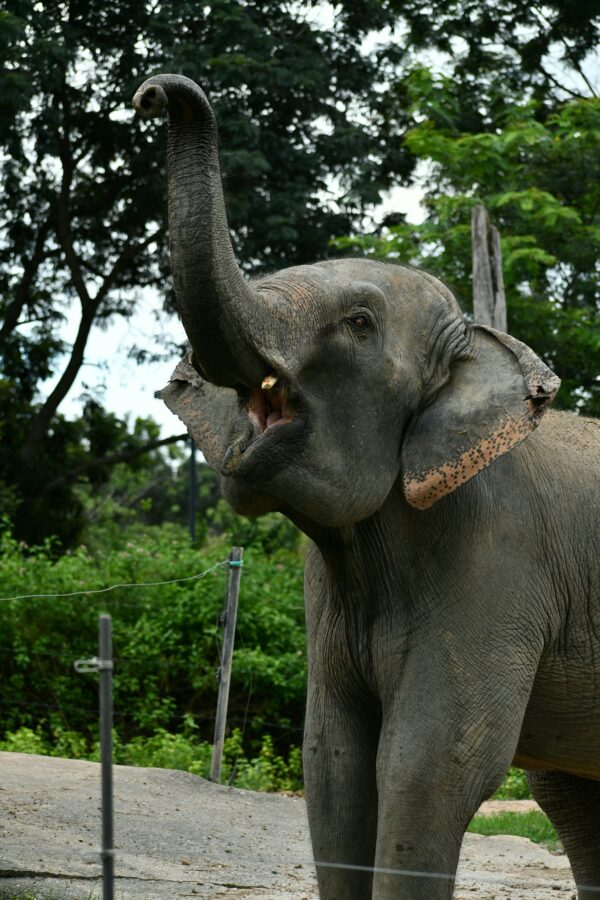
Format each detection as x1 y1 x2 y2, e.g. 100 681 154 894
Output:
0 752 575 899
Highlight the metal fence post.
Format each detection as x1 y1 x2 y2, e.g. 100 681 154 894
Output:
211 547 244 782
99 614 115 900
74 614 115 900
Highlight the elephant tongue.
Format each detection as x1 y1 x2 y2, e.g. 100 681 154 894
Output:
248 385 292 434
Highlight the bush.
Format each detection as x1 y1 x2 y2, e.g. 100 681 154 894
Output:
0 520 306 756
493 767 531 800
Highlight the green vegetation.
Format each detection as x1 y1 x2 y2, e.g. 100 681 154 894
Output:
469 810 559 849
0 517 306 767
336 80 600 416
493 766 531 800
0 515 536 798
0 893 95 900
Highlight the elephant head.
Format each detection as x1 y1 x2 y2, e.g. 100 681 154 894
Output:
133 75 560 528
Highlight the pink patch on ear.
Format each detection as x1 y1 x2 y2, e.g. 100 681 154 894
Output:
403 413 539 510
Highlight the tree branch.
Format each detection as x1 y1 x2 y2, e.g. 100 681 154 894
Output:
95 226 164 307
0 213 53 345
22 302 97 461
530 5 598 98
21 83 164 458
44 432 188 491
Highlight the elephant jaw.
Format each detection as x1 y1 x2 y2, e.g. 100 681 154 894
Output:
220 374 303 476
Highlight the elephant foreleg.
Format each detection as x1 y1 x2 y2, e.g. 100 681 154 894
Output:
303 689 379 900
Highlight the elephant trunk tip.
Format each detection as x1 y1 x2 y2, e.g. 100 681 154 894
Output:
132 81 168 119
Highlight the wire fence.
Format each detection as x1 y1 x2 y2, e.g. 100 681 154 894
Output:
0 556 589 898
0 559 229 603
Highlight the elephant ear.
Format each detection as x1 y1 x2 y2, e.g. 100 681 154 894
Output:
402 325 560 510
159 351 238 470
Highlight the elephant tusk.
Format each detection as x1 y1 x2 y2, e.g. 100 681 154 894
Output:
261 374 279 391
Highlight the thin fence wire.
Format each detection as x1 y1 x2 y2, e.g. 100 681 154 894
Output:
0 839 585 894
0 559 228 603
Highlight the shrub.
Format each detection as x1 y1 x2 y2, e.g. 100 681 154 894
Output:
0 521 306 757
493 767 531 800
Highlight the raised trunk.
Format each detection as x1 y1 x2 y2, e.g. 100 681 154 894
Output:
133 74 264 388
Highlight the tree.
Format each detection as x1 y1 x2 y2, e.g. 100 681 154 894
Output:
385 0 599 120
338 71 600 415
0 0 413 545
2 1 597 545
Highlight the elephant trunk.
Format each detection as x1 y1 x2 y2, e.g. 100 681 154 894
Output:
133 74 264 388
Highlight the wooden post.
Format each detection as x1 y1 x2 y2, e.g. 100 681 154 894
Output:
210 547 244 782
188 438 197 543
471 204 507 332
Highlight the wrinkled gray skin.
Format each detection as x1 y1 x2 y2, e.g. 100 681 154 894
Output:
133 75 600 899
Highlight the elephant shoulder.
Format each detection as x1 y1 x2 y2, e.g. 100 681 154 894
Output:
536 409 600 458
526 410 600 502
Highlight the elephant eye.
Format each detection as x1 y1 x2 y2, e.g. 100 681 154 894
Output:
347 313 371 334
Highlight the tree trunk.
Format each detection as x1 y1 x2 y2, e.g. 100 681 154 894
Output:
471 204 507 332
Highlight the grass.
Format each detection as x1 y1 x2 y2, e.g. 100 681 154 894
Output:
468 809 561 850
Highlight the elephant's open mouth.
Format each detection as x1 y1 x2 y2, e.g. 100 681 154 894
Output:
247 376 295 435
221 373 305 477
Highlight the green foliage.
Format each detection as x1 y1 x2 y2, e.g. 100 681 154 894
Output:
468 810 559 849
0 521 306 755
207 500 306 556
384 0 598 117
493 767 531 800
0 725 46 755
338 79 600 416
1 2 597 548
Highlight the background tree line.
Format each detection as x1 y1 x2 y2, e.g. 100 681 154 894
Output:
1 0 598 548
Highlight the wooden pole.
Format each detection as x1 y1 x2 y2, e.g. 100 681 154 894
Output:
471 204 507 331
188 438 197 543
210 547 244 782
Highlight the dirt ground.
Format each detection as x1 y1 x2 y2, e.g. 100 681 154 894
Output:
0 752 575 899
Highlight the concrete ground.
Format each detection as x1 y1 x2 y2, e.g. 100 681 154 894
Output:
0 752 575 899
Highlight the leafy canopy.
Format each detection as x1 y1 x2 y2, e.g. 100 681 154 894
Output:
338 70 600 415
1 1 598 545
0 0 412 546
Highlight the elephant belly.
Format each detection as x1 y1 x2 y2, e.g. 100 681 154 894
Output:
515 656 600 781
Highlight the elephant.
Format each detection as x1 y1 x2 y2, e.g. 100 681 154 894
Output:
132 74 600 899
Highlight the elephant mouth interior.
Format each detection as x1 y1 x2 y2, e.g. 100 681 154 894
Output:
247 377 296 436
222 372 304 476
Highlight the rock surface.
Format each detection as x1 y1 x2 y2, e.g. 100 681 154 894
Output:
0 752 575 899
